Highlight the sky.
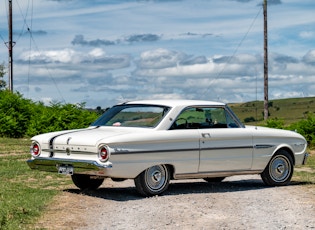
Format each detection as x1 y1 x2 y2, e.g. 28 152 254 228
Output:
0 0 314 108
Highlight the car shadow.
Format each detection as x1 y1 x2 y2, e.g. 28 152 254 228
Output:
64 177 310 202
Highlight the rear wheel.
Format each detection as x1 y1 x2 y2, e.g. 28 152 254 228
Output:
71 174 104 190
261 150 293 186
134 165 170 197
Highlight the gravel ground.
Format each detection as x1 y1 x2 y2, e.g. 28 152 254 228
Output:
35 175 315 230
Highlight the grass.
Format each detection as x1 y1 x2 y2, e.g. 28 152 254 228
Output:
294 151 315 184
229 97 315 125
1 141 314 230
0 138 72 230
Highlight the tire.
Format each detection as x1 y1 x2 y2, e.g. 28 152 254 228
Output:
204 177 225 183
71 174 104 190
261 150 293 186
134 165 170 197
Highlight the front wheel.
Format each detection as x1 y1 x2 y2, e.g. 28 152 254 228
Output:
261 150 293 186
71 174 104 190
134 165 170 197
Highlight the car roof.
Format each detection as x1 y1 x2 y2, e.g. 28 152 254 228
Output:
122 99 226 107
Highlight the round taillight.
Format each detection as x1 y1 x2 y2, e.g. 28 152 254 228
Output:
31 142 40 157
98 146 110 162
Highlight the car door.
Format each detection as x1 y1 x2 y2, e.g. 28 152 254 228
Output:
167 107 203 174
198 107 254 172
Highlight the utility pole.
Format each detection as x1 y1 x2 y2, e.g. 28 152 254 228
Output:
8 0 14 92
263 0 268 120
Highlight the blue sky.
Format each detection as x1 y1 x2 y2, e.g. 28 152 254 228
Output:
0 0 314 108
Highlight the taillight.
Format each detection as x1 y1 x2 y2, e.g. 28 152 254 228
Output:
30 142 40 157
98 145 110 162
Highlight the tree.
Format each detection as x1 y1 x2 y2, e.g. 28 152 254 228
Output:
0 63 6 90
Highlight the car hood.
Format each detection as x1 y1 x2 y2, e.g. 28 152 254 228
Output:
32 126 149 147
245 125 305 139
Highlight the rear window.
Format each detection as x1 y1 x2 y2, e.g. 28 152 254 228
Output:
92 104 170 128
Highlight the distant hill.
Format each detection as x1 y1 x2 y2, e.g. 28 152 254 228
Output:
228 97 315 125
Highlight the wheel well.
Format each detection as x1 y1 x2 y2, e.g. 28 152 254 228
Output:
165 164 175 180
277 147 295 165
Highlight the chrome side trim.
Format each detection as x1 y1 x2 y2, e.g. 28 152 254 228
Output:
254 144 275 149
201 146 253 151
27 158 112 174
110 146 253 155
174 170 262 180
43 145 254 156
112 148 198 155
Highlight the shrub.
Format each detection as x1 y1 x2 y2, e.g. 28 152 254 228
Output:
0 90 33 138
265 118 284 129
0 91 99 138
26 102 99 136
289 115 315 148
244 116 256 123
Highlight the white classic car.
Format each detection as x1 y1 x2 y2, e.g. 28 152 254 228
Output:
27 100 308 196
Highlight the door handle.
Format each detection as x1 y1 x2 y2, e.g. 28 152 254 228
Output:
201 133 211 138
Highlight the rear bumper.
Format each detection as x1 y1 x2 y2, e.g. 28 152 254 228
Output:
26 158 112 176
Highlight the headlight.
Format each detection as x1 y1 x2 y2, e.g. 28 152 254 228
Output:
98 145 110 162
30 142 41 157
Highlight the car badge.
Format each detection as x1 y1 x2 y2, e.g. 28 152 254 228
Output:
66 147 71 155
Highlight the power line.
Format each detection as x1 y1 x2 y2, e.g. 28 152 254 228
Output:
2 0 66 103
27 0 34 99
26 31 66 103
202 5 263 98
14 0 31 43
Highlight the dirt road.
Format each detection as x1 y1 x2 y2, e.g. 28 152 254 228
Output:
35 175 315 230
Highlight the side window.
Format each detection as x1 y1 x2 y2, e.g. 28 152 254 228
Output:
171 107 204 129
225 110 240 128
170 106 239 129
204 107 227 128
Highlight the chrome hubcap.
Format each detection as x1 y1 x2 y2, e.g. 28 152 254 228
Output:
276 164 285 174
145 165 167 191
270 156 290 182
152 171 162 183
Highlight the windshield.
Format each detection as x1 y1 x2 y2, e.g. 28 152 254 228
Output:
91 104 170 128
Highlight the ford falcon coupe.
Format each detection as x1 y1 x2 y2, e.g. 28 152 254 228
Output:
27 100 308 196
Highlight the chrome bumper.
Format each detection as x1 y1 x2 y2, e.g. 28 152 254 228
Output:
302 152 309 165
26 158 112 175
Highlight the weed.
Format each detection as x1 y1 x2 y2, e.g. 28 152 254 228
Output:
0 138 71 229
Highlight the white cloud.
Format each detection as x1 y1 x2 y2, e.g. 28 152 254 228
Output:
303 50 315 64
88 48 106 58
20 48 78 63
299 31 315 39
1 0 314 108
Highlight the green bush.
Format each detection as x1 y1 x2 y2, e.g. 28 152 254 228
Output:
26 102 99 136
244 116 256 123
289 114 315 148
0 91 99 138
265 118 284 129
0 90 33 138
